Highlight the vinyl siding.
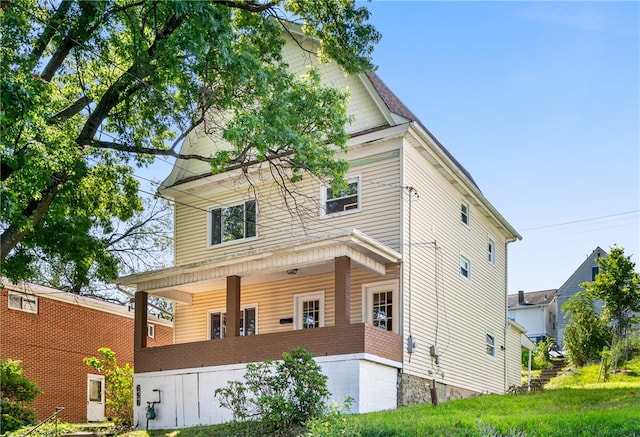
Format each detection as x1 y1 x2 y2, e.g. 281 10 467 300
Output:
174 267 399 344
399 141 510 394
173 143 402 265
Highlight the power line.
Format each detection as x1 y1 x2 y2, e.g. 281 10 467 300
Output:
520 210 639 232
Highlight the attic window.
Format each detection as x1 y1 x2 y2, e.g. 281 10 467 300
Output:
321 176 360 217
461 202 469 226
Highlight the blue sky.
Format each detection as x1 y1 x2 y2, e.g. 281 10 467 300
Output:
362 1 639 293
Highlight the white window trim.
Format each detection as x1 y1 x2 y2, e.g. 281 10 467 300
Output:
320 175 361 218
362 280 399 333
8 291 38 314
487 236 496 265
147 324 155 339
207 305 258 340
459 254 472 281
294 291 325 330
460 201 470 227
486 332 496 358
207 199 258 248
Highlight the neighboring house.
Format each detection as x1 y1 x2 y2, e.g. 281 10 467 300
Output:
556 247 607 349
0 281 172 424
507 290 557 343
119 27 525 429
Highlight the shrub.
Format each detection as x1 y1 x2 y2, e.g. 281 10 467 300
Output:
303 398 358 437
84 348 133 430
215 347 329 433
0 358 41 434
562 292 612 367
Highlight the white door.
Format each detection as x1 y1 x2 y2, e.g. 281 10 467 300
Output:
87 374 105 422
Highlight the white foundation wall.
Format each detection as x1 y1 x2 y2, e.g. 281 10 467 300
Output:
134 354 400 430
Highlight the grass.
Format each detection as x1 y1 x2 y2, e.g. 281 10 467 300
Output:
119 356 640 437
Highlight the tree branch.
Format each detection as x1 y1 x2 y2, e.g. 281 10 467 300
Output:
91 140 213 162
214 1 276 13
47 95 92 125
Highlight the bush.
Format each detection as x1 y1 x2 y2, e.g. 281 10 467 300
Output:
84 348 133 430
562 292 612 367
0 358 41 434
215 347 329 433
303 398 357 437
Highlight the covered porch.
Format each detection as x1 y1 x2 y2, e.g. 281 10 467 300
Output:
120 229 404 372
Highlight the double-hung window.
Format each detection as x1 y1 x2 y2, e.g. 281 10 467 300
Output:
487 237 496 265
486 333 496 357
209 200 257 246
363 281 398 333
321 176 360 216
460 202 469 226
8 291 38 314
209 307 256 339
460 255 471 280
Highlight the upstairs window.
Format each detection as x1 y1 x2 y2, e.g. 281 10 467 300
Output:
209 200 257 246
592 266 599 281
461 202 469 226
321 176 360 216
488 237 496 265
460 255 471 280
8 292 38 314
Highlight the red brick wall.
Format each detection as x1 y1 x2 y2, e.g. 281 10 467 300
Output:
0 289 172 423
136 322 402 373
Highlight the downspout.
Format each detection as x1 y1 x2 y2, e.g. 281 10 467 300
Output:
503 237 518 392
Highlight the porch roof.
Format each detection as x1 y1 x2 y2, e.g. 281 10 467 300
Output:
118 229 401 304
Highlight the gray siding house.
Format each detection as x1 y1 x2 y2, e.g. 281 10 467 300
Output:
556 247 606 348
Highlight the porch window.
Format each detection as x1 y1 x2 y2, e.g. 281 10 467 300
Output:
8 291 38 314
321 176 360 216
209 307 256 339
147 324 155 339
209 200 257 246
294 291 325 330
363 281 398 333
486 333 496 357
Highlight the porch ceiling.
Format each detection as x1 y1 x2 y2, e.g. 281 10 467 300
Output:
117 229 401 303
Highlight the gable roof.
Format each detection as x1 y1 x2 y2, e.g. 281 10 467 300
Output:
364 72 479 190
557 246 607 296
508 289 557 308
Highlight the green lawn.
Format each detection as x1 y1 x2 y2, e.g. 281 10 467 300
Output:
120 357 640 437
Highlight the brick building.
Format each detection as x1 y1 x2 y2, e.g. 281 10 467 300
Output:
0 281 172 423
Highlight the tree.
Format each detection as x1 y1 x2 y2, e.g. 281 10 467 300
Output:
0 358 41 434
30 196 173 298
581 246 640 342
561 291 612 367
84 348 133 430
1 1 380 287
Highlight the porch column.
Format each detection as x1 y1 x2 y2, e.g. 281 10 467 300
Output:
134 291 148 351
226 275 241 337
335 256 351 326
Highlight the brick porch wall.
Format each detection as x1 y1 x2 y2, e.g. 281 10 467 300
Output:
135 323 402 373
